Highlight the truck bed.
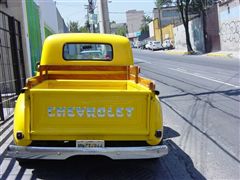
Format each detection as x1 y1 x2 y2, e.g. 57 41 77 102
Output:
29 80 152 141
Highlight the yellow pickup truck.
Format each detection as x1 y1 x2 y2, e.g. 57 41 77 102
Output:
8 33 168 161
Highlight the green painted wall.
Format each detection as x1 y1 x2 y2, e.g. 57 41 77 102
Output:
26 0 42 75
44 26 53 38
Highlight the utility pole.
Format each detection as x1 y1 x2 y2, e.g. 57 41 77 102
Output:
158 8 163 43
98 0 110 34
88 0 95 33
84 5 91 32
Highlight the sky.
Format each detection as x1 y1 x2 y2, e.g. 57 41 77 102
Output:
55 0 156 26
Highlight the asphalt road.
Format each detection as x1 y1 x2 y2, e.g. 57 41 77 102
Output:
0 49 239 179
134 49 240 179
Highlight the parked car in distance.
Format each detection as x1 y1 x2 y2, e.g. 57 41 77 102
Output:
145 41 153 49
132 41 141 48
162 39 174 50
131 42 134 48
139 40 147 49
149 41 163 51
136 41 142 48
78 50 103 59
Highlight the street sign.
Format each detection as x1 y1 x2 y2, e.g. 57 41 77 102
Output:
89 14 98 24
135 31 141 37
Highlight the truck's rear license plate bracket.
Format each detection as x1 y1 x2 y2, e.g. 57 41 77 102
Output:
76 140 105 148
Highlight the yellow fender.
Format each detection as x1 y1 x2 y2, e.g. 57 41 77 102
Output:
13 92 32 146
147 95 163 145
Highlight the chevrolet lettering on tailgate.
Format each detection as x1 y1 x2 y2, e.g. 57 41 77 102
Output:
48 107 134 118
8 33 168 164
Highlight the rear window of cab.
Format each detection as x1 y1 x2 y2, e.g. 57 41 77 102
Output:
63 43 113 61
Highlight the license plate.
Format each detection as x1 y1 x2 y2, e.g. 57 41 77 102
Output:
76 140 105 148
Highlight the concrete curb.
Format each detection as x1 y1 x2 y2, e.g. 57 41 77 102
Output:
207 53 232 58
158 49 239 59
164 51 188 55
164 51 202 55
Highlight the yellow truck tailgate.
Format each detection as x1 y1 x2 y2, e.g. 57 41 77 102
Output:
30 89 151 140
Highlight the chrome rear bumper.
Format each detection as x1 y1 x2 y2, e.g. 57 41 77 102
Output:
7 145 168 160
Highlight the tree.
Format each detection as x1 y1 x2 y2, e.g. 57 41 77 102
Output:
155 0 172 8
143 15 153 24
68 20 90 33
79 26 89 33
191 0 217 15
115 26 127 36
140 15 152 33
84 20 91 32
68 21 80 32
176 0 194 53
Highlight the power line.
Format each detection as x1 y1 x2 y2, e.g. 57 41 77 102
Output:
109 11 153 14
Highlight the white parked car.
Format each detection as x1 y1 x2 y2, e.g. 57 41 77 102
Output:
145 41 153 49
136 41 142 48
162 39 174 50
149 41 163 51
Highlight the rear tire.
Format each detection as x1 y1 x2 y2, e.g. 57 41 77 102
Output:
16 158 34 167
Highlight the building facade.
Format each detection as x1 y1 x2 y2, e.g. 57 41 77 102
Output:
36 0 59 39
0 0 67 121
148 19 174 42
174 16 205 52
57 9 68 33
205 4 221 52
0 1 28 121
218 0 240 52
153 6 198 29
153 6 181 27
0 0 31 77
26 0 43 74
126 10 144 38
0 0 68 76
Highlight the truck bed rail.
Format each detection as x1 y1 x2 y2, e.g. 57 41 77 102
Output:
26 65 155 91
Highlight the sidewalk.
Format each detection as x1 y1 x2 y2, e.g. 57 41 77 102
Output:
162 49 240 59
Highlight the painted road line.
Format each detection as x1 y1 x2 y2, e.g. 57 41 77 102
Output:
134 58 152 64
168 68 240 88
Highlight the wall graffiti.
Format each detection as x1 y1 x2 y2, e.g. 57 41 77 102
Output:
220 20 240 43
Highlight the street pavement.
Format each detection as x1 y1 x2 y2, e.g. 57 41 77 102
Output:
134 49 240 179
0 49 239 179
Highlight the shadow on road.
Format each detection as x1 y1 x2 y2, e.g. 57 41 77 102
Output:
224 89 240 96
2 127 205 180
159 88 240 120
163 126 180 139
161 100 240 165
159 88 240 100
0 116 205 180
12 141 205 180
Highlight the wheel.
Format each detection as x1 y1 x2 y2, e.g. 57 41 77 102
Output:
16 158 35 167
